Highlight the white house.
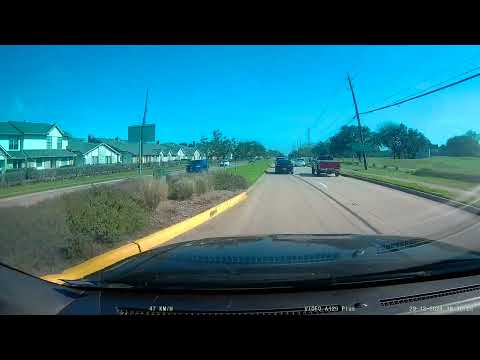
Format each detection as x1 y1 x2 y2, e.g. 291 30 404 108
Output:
67 139 122 165
181 146 203 160
0 121 75 170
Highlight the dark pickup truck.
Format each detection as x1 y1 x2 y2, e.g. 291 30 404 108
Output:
311 155 340 177
275 159 294 174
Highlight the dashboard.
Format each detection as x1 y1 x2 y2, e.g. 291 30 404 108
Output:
61 274 480 315
3 263 480 315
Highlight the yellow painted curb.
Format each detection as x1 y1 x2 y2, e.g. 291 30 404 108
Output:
134 192 247 252
41 191 248 284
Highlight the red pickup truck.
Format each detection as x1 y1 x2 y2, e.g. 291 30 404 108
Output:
311 155 340 177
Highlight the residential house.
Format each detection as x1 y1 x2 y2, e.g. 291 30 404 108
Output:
67 138 122 166
161 143 182 161
164 144 204 161
89 137 169 164
86 137 203 164
180 146 203 160
0 121 75 170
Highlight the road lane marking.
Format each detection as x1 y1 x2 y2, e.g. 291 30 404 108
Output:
293 175 381 234
317 182 328 190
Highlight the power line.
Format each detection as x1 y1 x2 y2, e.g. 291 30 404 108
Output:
389 64 480 104
359 71 480 116
321 116 356 140
365 50 480 109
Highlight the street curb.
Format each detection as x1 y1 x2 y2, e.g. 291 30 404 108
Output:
41 191 248 284
247 172 266 194
342 172 480 216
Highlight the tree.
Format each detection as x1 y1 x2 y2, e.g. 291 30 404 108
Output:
329 125 378 160
377 122 408 159
377 122 431 159
311 141 330 157
210 129 224 159
235 141 266 159
445 135 480 156
405 128 429 158
198 136 211 158
267 149 282 158
465 130 480 142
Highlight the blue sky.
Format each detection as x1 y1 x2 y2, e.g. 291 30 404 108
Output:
1 45 479 153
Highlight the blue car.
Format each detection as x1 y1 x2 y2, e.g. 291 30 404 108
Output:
186 159 208 173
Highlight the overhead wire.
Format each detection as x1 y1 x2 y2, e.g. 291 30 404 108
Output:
359 71 480 116
364 49 480 109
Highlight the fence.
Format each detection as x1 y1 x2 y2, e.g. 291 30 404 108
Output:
0 161 190 187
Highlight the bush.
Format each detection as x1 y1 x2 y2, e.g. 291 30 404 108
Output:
168 177 195 200
139 179 168 211
211 171 248 191
193 174 213 195
63 185 148 243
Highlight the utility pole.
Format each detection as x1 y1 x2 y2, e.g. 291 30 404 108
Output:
307 128 311 146
347 74 368 170
139 88 149 175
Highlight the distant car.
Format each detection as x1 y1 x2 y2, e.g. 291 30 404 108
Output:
294 159 307 167
275 159 294 174
186 159 208 173
219 160 230 167
248 158 255 163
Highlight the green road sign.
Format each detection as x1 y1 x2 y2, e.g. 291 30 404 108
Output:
128 124 155 142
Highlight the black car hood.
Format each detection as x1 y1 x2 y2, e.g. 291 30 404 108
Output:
85 234 480 290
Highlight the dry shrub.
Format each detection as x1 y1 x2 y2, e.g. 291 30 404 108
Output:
168 176 195 200
139 179 168 211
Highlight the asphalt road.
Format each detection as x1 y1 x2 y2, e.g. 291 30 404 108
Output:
167 166 480 251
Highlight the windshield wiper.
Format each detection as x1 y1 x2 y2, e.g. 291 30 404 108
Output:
61 279 134 289
72 258 480 292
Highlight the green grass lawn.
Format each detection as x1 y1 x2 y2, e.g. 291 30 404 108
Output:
342 156 480 175
340 156 480 206
0 169 153 199
226 159 271 186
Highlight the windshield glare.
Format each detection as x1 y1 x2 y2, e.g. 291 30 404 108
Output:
1 45 480 314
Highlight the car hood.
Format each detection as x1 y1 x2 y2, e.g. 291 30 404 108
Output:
85 234 480 290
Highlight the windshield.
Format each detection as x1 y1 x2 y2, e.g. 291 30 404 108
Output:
1 45 480 315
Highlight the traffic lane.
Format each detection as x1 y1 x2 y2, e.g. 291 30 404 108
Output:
166 172 377 245
295 169 480 250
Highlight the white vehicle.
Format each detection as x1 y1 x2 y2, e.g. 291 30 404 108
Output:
219 160 230 167
294 159 306 167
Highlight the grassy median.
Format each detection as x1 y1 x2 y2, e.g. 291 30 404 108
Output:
226 159 271 186
341 156 480 206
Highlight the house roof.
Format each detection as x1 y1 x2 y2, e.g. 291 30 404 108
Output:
7 149 76 159
96 139 171 156
0 122 23 136
0 121 70 137
8 121 63 136
68 139 121 155
0 145 11 158
182 147 196 156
